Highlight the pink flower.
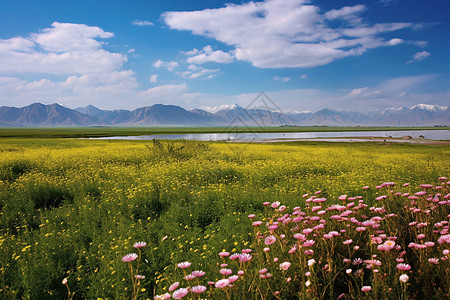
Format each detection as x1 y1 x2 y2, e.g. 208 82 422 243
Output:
219 251 230 257
190 285 207 294
259 268 268 274
428 258 439 264
307 259 316 267
192 270 205 277
184 274 195 281
220 268 232 276
133 241 147 248
177 261 191 269
248 214 255 218
122 253 138 262
252 221 263 226
238 270 244 276
356 227 366 232
239 253 252 262
293 233 306 241
303 228 314 235
304 249 314 256
425 242 435 247
280 261 291 271
399 274 409 283
343 239 353 245
396 263 411 271
438 234 450 244
271 201 280 208
268 224 278 230
228 275 239 283
215 279 230 288
420 184 433 189
172 287 189 299
303 240 315 247
361 286 372 292
264 235 277 245
339 195 347 201
135 275 145 280
169 282 180 292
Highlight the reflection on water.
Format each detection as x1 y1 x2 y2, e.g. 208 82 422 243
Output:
93 130 450 141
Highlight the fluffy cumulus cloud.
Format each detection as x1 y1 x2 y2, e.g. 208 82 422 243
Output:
186 45 234 64
0 22 126 75
0 22 193 109
162 0 415 68
153 59 179 71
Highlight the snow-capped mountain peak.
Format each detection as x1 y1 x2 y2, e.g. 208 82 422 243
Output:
411 104 448 112
198 103 242 113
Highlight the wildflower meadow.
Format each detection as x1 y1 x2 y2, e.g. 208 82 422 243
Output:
0 138 448 299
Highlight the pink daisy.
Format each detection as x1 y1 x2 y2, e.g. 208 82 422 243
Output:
133 241 147 248
172 288 189 299
121 253 138 262
190 285 207 294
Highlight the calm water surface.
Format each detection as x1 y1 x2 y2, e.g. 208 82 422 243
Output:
94 130 450 141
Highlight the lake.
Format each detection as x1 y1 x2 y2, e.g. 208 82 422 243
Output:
93 129 450 142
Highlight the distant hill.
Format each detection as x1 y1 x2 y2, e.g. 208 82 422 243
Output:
0 102 448 127
0 103 99 126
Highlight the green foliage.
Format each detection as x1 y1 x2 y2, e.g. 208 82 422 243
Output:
0 138 448 299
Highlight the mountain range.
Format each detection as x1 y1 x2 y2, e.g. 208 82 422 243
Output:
0 102 448 127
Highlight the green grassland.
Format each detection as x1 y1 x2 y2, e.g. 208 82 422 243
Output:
0 126 447 138
0 138 449 299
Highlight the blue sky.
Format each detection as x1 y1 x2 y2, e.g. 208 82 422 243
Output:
0 0 449 112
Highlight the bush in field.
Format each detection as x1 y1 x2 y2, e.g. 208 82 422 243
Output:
154 177 450 299
30 184 74 210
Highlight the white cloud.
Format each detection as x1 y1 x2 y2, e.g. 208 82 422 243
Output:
153 59 164 68
406 51 431 64
379 0 394 7
163 0 416 69
153 59 179 71
186 45 234 64
149 74 158 83
0 22 126 75
380 74 435 92
180 65 220 79
348 86 382 97
131 19 154 26
274 76 291 82
0 71 189 109
324 5 366 25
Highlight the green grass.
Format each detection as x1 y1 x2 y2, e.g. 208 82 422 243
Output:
0 126 447 138
0 138 448 298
